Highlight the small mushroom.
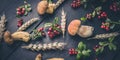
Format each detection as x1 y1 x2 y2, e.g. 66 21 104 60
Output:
4 31 14 44
37 0 48 15
35 54 42 60
46 3 55 14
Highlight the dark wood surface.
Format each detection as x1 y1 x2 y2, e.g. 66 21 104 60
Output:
0 0 120 60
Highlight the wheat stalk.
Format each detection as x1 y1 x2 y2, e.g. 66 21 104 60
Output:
17 18 39 31
61 8 66 38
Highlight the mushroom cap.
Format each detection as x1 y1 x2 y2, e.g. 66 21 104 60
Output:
77 25 94 38
68 19 81 36
37 1 48 15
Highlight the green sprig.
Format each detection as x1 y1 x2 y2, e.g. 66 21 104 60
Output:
76 42 91 60
95 37 117 55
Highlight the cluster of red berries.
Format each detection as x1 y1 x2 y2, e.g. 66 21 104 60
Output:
17 18 23 27
47 24 61 39
110 2 120 12
86 13 92 20
69 48 78 55
37 27 46 37
16 7 26 16
98 12 107 19
101 22 110 31
71 0 81 8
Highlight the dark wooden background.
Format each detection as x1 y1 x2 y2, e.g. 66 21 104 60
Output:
0 0 120 60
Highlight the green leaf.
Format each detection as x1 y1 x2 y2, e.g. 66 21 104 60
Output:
110 24 115 29
87 49 91 52
78 42 86 50
84 4 87 9
108 44 112 50
119 20 120 22
76 53 82 60
106 18 111 22
95 48 101 55
99 42 107 46
109 43 117 51
44 23 52 28
92 11 96 17
54 17 59 24
76 51 82 60
82 50 91 57
80 17 87 21
24 11 28 16
100 47 104 53
95 6 102 12
108 37 115 42
27 4 31 7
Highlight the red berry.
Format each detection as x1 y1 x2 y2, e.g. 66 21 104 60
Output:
22 8 25 11
48 27 53 31
21 10 25 14
71 48 75 51
38 27 44 32
47 31 51 35
17 11 21 15
101 25 104 28
98 16 101 19
69 51 72 55
72 51 75 54
17 7 22 12
105 27 109 31
49 34 54 38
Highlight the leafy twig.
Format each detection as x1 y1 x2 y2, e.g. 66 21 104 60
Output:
94 37 117 55
76 42 91 60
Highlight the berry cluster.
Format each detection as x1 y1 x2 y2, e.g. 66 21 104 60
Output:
69 48 78 55
37 27 46 37
16 7 26 16
47 24 61 39
17 18 23 27
110 2 120 12
16 3 31 17
71 0 81 8
98 12 107 19
101 22 110 31
32 27 46 40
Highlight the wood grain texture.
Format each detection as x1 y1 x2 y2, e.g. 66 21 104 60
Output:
0 0 120 60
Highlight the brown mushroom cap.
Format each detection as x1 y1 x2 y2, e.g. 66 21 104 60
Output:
68 19 81 36
37 1 48 15
4 31 14 44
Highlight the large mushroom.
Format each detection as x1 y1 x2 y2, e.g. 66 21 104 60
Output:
77 25 94 38
68 19 94 38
